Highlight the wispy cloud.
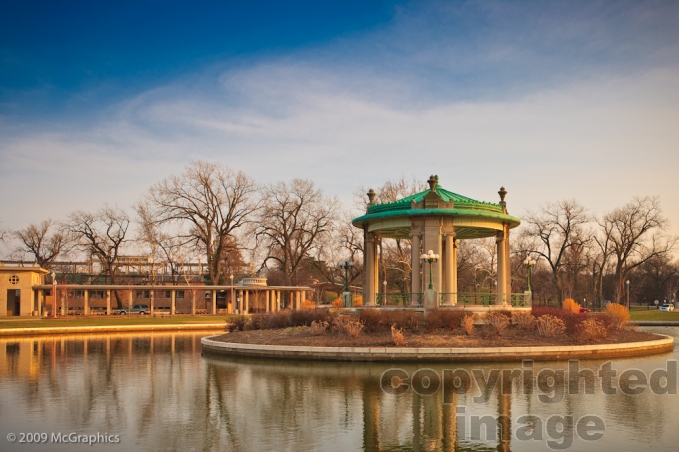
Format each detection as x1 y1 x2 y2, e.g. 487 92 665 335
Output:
1 1 678 235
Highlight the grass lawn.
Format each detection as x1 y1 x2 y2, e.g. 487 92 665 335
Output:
629 310 679 321
0 315 238 329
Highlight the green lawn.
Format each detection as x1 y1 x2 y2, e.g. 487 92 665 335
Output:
0 315 238 329
629 310 679 321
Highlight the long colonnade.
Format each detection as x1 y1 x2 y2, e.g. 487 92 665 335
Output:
30 285 311 317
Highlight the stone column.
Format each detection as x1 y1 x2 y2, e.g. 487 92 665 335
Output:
496 229 507 305
244 290 249 314
128 290 133 312
443 233 454 304
505 227 512 302
150 289 155 315
212 290 217 315
452 239 458 304
106 290 111 316
266 290 270 313
364 231 377 306
84 289 90 316
170 290 176 316
411 232 421 305
276 291 281 311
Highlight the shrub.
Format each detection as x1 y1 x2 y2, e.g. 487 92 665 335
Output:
230 316 248 331
563 298 581 314
332 315 364 337
352 295 363 307
536 315 566 337
513 312 536 330
309 320 329 336
301 299 316 309
391 324 406 346
461 314 475 335
383 311 420 331
425 310 467 332
605 303 629 330
532 306 586 334
359 309 384 332
575 318 608 343
291 308 332 327
331 298 343 308
485 311 510 336
265 311 292 329
246 314 268 330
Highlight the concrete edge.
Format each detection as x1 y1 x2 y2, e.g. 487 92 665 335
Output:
0 323 228 336
200 334 675 362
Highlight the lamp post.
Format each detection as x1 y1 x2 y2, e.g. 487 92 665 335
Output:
339 258 354 307
51 272 57 318
523 257 536 292
230 274 234 314
420 250 439 290
626 280 630 310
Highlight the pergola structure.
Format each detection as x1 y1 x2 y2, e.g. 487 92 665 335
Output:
352 175 524 308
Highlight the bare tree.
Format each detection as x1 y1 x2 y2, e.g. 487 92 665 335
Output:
141 161 259 285
602 196 676 303
13 219 72 269
67 206 130 307
256 179 339 287
520 200 590 305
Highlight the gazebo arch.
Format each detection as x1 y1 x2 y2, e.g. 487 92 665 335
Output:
351 175 524 308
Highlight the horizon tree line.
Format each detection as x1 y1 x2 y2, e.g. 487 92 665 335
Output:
1 161 677 308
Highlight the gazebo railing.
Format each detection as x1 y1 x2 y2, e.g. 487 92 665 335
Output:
439 292 530 307
376 292 423 307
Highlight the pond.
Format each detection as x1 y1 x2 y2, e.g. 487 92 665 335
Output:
0 328 677 451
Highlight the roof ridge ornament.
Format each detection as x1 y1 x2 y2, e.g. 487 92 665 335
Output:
498 186 507 213
427 175 438 191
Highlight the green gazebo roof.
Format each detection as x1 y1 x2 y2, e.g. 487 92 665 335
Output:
351 176 521 239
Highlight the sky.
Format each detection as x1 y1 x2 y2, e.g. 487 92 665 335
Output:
1 0 679 239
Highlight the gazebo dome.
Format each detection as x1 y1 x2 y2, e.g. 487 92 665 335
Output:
352 175 520 239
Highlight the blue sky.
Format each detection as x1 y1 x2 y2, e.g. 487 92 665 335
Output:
1 0 679 238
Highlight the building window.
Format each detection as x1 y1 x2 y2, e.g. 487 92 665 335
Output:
74 290 84 298
136 290 150 299
8 275 19 284
91 290 106 299
176 291 184 299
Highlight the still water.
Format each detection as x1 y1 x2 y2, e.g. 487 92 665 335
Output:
0 328 677 452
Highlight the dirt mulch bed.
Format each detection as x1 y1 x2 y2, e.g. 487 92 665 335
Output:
211 327 662 348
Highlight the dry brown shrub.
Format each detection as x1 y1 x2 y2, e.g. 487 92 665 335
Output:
332 315 365 337
359 309 383 332
309 320 329 336
513 312 536 330
563 298 581 314
485 311 511 336
391 324 406 346
230 316 248 331
265 311 292 329
301 299 316 309
605 303 629 330
536 315 566 337
575 318 608 343
461 314 475 335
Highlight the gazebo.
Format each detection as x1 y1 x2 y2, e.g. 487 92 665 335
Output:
352 175 526 309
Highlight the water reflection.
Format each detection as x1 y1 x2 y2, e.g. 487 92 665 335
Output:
0 329 677 451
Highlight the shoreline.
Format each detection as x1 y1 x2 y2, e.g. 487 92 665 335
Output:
0 323 228 336
201 332 675 362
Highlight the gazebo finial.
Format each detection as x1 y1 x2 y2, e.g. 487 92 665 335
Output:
427 175 438 191
367 188 376 204
498 186 507 213
498 186 507 202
